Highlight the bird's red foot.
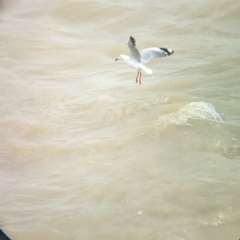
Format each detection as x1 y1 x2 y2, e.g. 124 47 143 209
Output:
139 72 142 85
136 71 139 84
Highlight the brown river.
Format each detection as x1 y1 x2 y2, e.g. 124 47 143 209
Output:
0 0 240 239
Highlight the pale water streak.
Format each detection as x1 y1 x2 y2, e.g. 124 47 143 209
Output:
0 0 240 239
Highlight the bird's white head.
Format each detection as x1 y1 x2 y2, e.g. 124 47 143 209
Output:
115 54 129 61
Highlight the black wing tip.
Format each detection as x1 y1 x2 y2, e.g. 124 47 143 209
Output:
159 48 174 56
129 36 136 46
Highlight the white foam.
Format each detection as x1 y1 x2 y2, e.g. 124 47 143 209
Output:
157 101 223 129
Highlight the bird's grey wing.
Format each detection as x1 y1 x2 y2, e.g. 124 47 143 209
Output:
127 36 141 61
140 47 174 63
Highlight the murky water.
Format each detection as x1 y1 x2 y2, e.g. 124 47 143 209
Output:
1 0 240 239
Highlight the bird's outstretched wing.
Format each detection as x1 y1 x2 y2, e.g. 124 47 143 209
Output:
141 47 174 63
127 36 141 62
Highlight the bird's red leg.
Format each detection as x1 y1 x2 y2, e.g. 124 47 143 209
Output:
139 71 142 85
136 71 139 84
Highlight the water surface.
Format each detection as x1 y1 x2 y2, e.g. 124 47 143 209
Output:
1 0 240 239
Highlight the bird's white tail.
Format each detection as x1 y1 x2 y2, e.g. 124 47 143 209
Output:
141 65 153 75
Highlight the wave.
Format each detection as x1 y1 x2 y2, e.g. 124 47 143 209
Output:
157 101 223 129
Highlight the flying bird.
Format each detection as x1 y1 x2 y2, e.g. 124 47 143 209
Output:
115 36 174 85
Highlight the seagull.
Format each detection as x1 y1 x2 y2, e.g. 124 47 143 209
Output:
115 36 174 85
